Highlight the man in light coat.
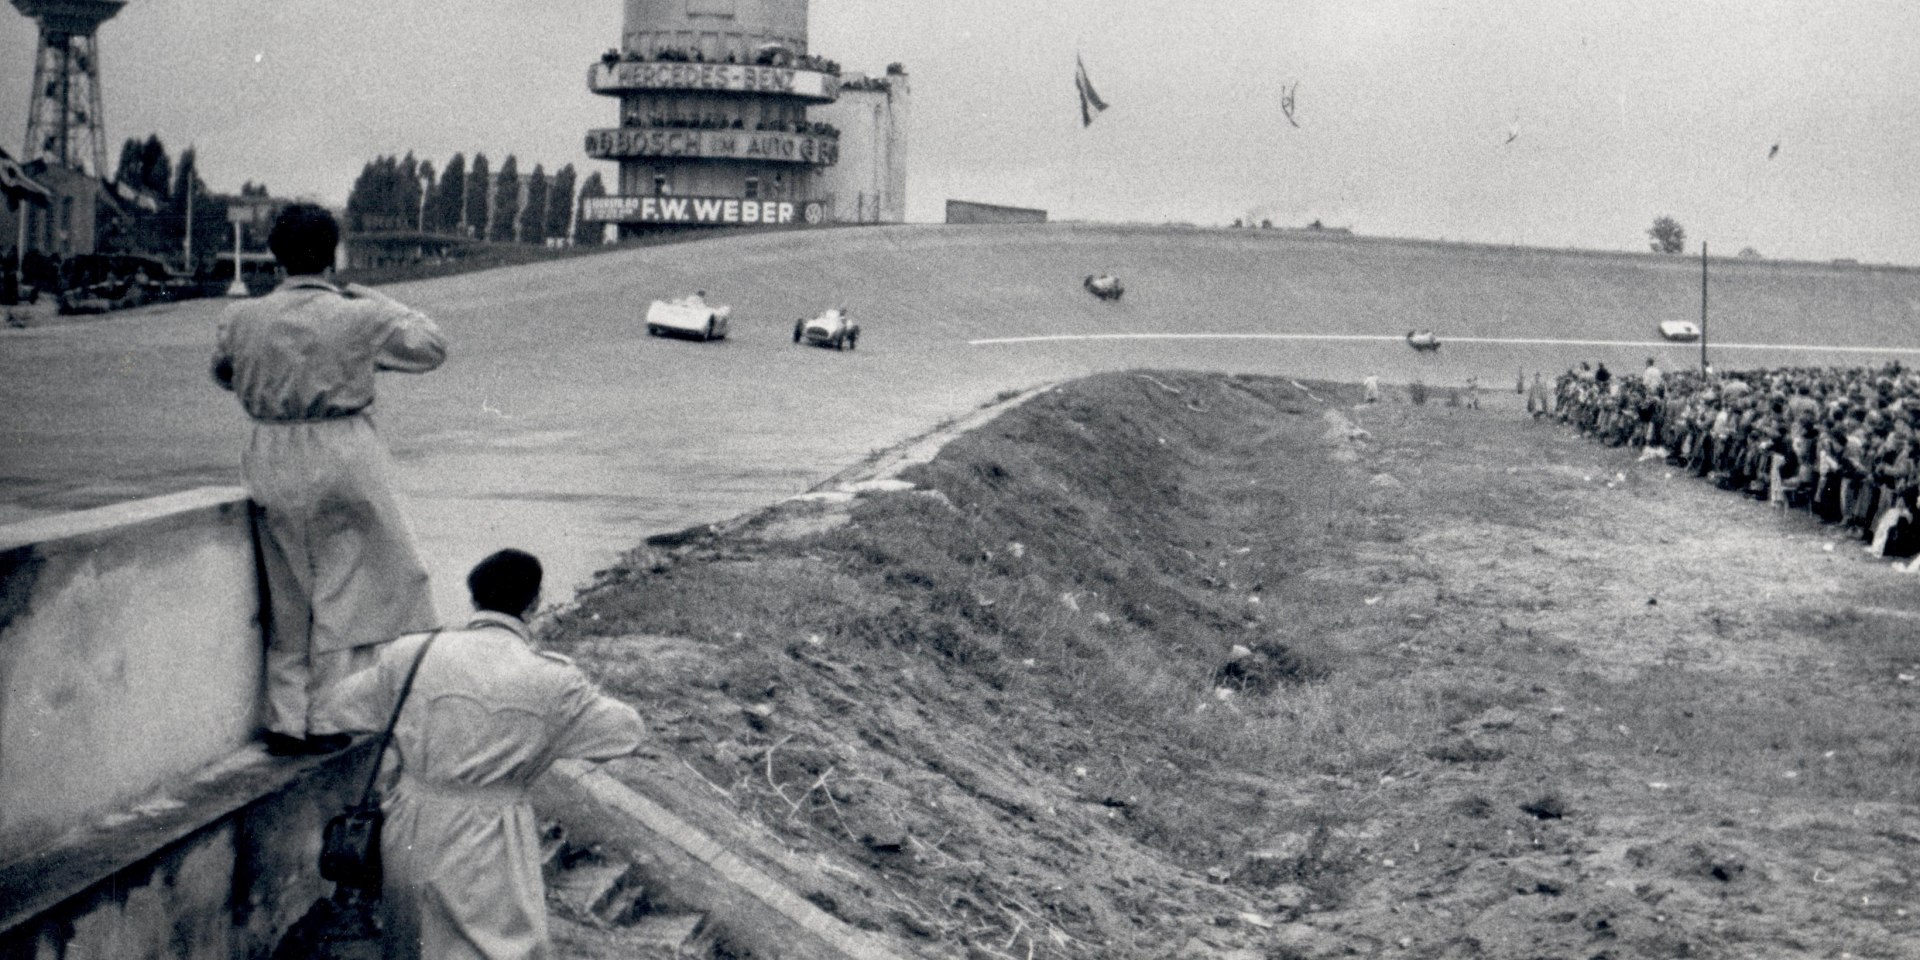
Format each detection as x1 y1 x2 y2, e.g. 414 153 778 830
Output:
335 549 645 960
212 203 446 755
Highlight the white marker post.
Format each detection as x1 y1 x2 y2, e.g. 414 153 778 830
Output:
225 201 261 297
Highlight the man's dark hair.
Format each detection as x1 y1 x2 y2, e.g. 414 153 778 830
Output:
267 203 340 275
467 549 543 617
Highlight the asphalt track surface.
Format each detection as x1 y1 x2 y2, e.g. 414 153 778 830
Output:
4 223 1917 616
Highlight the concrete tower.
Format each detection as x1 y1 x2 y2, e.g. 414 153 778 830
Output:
12 0 126 177
581 0 842 236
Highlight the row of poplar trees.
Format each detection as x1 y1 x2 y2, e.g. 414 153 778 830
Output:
344 152 609 246
103 134 270 266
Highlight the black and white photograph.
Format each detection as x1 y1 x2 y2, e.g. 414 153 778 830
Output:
3 1 1918 957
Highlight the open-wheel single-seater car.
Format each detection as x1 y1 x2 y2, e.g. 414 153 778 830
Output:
793 308 860 351
1405 329 1441 352
1658 320 1701 342
645 293 730 341
1083 274 1124 301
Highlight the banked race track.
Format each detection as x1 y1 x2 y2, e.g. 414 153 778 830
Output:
3 223 1918 612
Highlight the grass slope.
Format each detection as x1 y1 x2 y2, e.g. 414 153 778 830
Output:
548 373 1920 959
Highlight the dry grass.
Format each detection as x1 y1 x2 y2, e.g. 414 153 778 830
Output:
549 370 1920 958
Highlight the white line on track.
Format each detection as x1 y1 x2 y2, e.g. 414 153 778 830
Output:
966 332 1920 355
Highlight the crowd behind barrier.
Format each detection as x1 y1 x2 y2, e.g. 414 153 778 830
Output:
620 113 840 137
601 47 840 73
1553 360 1920 562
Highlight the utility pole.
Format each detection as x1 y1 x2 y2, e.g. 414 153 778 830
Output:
1699 241 1709 373
182 171 193 272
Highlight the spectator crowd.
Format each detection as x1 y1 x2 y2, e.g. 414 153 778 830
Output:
602 45 840 73
620 112 840 137
1553 359 1920 564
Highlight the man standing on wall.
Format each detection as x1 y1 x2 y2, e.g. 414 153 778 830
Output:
211 203 448 756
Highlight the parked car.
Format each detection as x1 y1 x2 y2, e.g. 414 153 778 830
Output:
793 308 860 351
1405 329 1441 352
1083 274 1124 301
55 254 177 314
645 292 730 340
1658 320 1701 342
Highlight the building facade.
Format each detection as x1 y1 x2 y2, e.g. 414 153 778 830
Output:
811 66 908 224
581 0 905 237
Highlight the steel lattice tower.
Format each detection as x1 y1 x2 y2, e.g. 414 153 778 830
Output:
11 0 126 177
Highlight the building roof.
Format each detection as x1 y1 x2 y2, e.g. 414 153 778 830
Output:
0 147 52 205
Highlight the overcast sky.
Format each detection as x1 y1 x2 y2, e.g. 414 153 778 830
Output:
4 1 1916 264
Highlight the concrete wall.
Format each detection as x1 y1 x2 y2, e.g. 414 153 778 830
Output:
945 199 1047 225
0 487 373 959
0 487 262 862
0 743 372 960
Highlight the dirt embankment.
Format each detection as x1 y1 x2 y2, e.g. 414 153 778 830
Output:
549 371 1920 959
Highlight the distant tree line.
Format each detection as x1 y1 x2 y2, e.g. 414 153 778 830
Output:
98 134 253 271
345 152 608 247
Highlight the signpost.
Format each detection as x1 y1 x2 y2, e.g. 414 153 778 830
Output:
225 201 269 297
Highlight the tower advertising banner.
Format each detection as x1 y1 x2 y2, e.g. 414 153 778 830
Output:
589 62 835 100
580 195 827 226
585 129 839 165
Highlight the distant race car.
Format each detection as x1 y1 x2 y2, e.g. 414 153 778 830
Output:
1083 274 1124 301
1658 320 1701 342
645 293 730 341
793 308 860 350
1405 329 1441 352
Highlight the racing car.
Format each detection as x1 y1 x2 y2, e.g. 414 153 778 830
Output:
645 292 730 341
793 308 860 350
1083 274 1124 301
1405 329 1441 352
1658 320 1701 342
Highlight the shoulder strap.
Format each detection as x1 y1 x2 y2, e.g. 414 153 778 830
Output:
354 629 443 806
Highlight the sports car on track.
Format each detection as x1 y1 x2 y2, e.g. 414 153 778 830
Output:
1659 320 1701 342
1405 329 1441 351
793 308 860 350
645 293 730 341
1083 274 1124 301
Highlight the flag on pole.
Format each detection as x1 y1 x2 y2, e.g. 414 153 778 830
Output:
1075 54 1109 127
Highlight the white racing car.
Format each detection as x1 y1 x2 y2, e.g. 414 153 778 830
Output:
1658 320 1701 342
1083 274 1124 301
793 308 860 351
645 292 730 341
